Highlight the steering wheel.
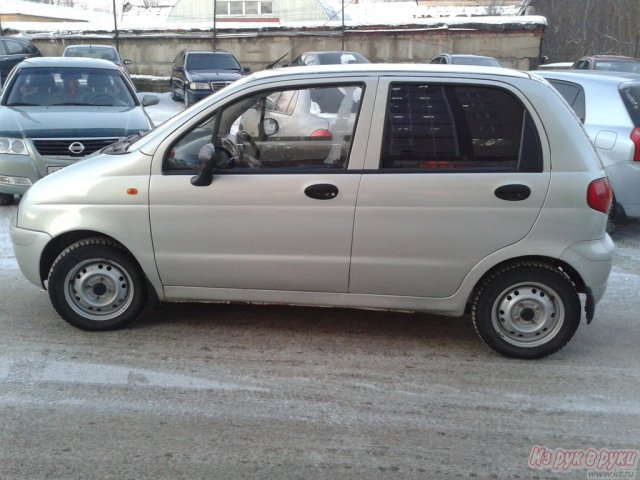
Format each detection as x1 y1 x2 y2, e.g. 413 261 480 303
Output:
237 130 260 160
88 94 113 105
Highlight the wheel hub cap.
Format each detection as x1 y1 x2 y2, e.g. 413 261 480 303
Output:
64 259 134 321
492 283 565 347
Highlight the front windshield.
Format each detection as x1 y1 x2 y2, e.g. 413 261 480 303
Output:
5 67 136 107
186 53 241 71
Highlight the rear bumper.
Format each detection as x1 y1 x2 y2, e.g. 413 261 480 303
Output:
606 161 640 218
560 235 615 304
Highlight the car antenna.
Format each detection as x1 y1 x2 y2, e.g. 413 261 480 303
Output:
265 51 291 70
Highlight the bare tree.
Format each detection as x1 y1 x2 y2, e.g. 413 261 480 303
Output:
535 0 640 61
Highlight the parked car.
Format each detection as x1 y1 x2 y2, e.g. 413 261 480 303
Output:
537 62 573 70
289 51 370 66
0 57 158 204
0 36 41 87
533 70 640 223
430 53 502 67
10 65 614 359
170 50 248 108
572 55 640 73
62 44 131 71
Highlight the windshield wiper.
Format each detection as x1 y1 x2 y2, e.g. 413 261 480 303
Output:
49 103 91 106
8 102 38 106
102 131 147 154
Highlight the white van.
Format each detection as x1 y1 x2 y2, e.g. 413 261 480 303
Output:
10 65 615 359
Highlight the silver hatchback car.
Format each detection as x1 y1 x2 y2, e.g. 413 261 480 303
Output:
534 70 640 222
10 65 615 359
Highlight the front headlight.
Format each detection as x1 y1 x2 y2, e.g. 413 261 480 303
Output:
188 82 211 91
0 137 27 155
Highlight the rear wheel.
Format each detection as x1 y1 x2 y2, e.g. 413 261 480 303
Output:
472 263 581 359
47 237 147 331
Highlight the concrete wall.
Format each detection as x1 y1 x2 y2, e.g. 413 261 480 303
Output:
30 24 544 90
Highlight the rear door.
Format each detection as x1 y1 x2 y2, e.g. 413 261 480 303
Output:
349 77 551 298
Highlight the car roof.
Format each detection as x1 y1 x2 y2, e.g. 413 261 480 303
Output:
0 36 33 44
579 54 640 62
447 54 494 59
185 50 234 55
17 56 120 70
258 63 529 80
300 51 364 55
64 44 117 50
532 69 640 86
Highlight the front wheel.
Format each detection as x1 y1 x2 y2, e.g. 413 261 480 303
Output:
472 263 581 359
47 237 147 331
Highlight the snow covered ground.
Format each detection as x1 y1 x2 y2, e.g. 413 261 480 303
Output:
142 91 184 126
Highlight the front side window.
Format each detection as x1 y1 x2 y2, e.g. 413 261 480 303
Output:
4 40 30 55
166 84 364 172
574 60 591 70
381 83 542 172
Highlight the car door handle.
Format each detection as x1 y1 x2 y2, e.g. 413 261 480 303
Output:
304 183 339 200
494 184 531 201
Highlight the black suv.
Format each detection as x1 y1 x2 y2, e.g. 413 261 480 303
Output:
170 50 249 108
0 37 42 86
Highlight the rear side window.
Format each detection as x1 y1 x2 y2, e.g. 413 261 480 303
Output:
547 80 586 122
381 83 542 172
620 85 640 127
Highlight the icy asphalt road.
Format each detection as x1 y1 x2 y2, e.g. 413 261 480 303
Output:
0 96 638 479
2 205 639 479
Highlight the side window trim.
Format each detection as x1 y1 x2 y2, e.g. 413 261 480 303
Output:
369 78 544 174
162 82 367 174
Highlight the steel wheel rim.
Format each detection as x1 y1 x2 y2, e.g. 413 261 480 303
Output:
491 281 565 348
63 258 134 321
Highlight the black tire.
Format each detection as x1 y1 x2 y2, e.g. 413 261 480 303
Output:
0 193 14 205
471 263 581 359
184 93 190 109
47 237 147 331
170 82 179 101
607 195 626 233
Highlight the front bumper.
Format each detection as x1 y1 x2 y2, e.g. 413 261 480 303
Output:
186 89 213 105
0 148 77 196
10 221 52 289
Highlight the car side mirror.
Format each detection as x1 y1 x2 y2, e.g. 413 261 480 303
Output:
141 94 159 107
263 118 279 137
190 143 233 186
174 66 184 73
242 66 251 74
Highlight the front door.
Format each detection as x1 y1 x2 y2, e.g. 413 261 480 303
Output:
149 80 371 294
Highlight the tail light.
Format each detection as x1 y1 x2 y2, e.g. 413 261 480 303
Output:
310 129 333 139
631 128 640 161
587 177 613 214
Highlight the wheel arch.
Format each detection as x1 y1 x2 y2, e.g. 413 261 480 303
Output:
470 255 586 305
39 230 160 304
